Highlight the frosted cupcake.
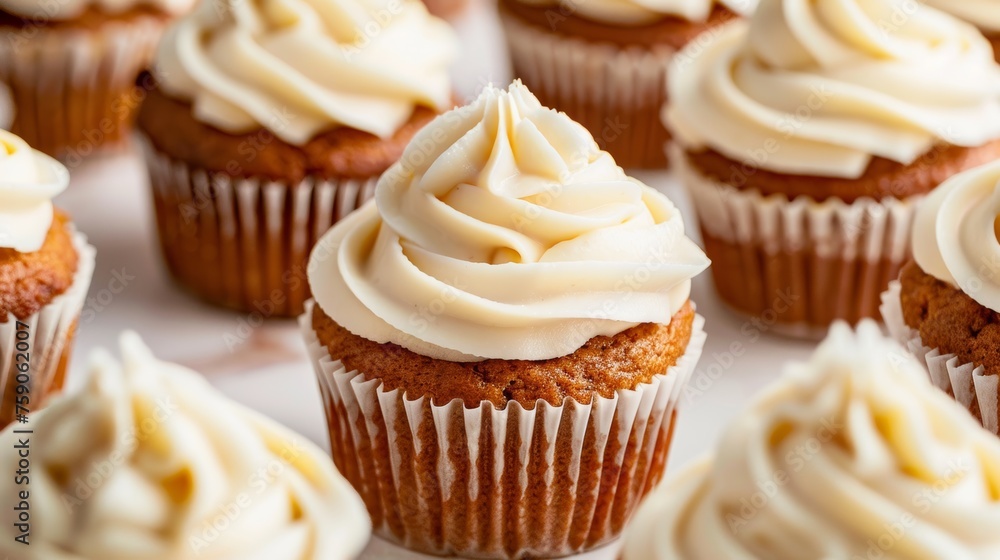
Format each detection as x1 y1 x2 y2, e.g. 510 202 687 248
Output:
623 320 1000 559
883 159 1000 435
0 332 371 559
0 130 94 428
925 0 1000 60
138 0 457 317
303 82 710 558
668 0 1000 337
0 0 194 158
498 0 757 169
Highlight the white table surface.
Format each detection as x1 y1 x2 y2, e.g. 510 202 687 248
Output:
53 1 818 558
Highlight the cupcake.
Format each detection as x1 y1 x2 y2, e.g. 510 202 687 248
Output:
0 130 94 428
0 0 194 159
138 0 458 318
668 0 1000 338
0 331 371 559
882 159 1000 435
924 0 1000 61
423 0 469 19
622 320 1000 559
498 0 756 169
302 82 710 558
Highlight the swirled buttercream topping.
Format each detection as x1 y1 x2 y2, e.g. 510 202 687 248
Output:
666 0 1000 179
0 332 371 560
0 130 69 253
153 0 457 144
622 320 1000 559
308 81 709 362
924 0 1000 33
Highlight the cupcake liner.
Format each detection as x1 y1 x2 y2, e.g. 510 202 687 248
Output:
676 150 919 339
138 134 377 318
301 302 706 559
880 281 1000 434
499 9 673 169
0 15 166 159
0 230 95 427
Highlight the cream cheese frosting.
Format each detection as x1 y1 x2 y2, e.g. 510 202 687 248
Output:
912 159 1000 313
0 130 69 253
924 0 1000 33
308 81 709 362
0 332 370 560
153 0 457 144
511 0 756 26
666 0 1000 179
622 320 1000 559
0 0 193 20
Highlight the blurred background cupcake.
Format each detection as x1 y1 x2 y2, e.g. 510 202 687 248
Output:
883 159 1000 436
622 320 1000 559
0 0 194 159
0 332 371 559
0 130 94 427
137 0 458 318
668 0 1000 338
498 0 757 169
924 0 1000 61
303 82 710 558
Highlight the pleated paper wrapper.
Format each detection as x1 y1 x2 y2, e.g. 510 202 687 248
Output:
676 150 919 339
499 8 674 169
881 281 1000 435
302 302 706 558
0 230 95 427
0 16 165 158
139 135 377 318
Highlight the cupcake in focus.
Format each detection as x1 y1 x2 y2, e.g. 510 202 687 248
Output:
668 0 1000 337
498 0 757 169
924 0 1000 61
0 0 194 158
0 130 94 428
883 159 1000 435
138 0 457 317
0 331 371 560
303 81 710 558
622 320 1000 559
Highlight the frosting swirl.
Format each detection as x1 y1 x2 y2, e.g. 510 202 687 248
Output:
510 0 756 26
925 0 1000 32
0 332 370 560
912 159 1000 313
0 130 69 253
154 0 457 144
622 320 1000 559
0 0 193 20
308 82 709 362
666 0 1000 179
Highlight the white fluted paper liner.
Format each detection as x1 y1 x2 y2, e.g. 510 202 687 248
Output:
499 9 674 168
0 230 95 426
138 134 377 317
301 302 706 559
0 16 165 158
880 281 999 434
675 149 919 338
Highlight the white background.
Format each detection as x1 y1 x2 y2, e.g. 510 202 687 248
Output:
54 1 817 558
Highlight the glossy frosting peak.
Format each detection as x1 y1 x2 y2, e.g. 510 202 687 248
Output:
309 81 709 361
913 159 1000 313
622 320 1000 559
154 0 457 144
0 332 370 560
667 0 1000 178
0 130 69 253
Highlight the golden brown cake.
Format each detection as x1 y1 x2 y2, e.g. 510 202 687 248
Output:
498 0 748 168
138 0 457 317
0 1 191 158
303 82 710 558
